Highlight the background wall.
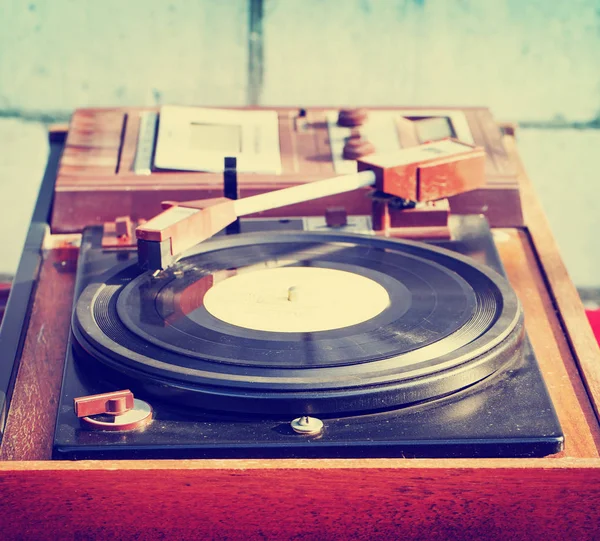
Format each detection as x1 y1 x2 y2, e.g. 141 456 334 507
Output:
0 0 599 288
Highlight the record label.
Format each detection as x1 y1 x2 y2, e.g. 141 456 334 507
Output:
202 267 390 332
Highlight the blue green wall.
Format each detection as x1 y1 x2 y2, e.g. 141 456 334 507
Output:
1 0 598 123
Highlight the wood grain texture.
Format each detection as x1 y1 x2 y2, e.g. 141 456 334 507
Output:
504 133 600 427
0 460 599 539
496 229 600 457
60 146 119 168
0 248 75 460
66 109 124 146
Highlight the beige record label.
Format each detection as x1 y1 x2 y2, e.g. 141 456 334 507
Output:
203 267 390 333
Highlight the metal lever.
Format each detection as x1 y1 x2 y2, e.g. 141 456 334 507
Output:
74 390 152 432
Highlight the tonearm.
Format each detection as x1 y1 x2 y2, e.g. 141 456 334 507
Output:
135 139 485 270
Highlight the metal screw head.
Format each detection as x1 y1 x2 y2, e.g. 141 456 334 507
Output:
291 416 324 435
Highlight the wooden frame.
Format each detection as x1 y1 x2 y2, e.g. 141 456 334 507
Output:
1 129 599 538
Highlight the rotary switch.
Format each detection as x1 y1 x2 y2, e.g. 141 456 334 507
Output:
337 107 369 127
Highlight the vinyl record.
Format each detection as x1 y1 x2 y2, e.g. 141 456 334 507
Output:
73 231 524 415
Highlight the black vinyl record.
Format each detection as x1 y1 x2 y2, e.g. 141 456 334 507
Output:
73 231 523 415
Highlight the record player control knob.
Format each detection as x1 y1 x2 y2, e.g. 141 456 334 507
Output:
74 390 135 417
343 131 376 160
74 390 153 432
291 416 324 435
337 108 369 127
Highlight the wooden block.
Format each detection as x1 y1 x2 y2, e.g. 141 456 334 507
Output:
357 140 485 202
418 151 486 201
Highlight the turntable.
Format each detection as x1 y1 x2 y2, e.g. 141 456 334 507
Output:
54 216 561 459
49 136 560 458
1 110 599 539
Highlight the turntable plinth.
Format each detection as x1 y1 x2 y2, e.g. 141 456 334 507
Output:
0 129 599 539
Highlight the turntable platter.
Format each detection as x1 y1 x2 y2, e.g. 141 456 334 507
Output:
72 231 523 415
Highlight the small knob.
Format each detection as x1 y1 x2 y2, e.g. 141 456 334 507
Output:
74 390 134 418
74 390 153 432
325 206 348 228
342 132 376 160
337 108 369 127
